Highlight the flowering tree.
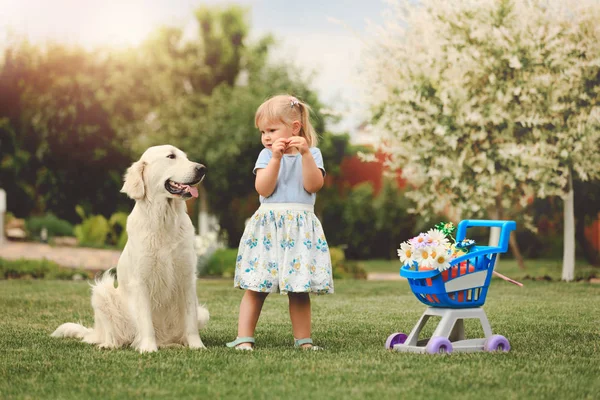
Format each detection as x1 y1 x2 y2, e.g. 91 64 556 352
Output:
365 0 600 280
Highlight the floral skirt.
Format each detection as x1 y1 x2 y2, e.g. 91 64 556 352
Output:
234 203 334 294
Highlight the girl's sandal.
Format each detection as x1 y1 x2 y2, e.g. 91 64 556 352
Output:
226 337 255 351
294 338 323 351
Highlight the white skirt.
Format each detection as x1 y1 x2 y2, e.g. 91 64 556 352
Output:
233 203 334 294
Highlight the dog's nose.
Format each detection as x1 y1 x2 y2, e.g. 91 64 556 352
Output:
195 164 206 178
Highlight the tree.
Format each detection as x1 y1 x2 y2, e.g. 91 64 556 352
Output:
373 179 418 259
0 41 131 221
115 5 251 154
115 6 332 246
365 0 600 279
178 47 329 246
0 5 341 246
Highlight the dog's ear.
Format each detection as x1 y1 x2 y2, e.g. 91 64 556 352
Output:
121 160 146 200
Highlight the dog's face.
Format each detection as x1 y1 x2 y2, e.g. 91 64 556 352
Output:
121 145 206 201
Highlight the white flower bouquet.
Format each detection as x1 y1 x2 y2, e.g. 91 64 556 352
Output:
398 222 476 272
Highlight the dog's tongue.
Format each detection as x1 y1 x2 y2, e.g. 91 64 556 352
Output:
187 185 198 198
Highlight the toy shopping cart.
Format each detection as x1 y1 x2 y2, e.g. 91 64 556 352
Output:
386 219 516 354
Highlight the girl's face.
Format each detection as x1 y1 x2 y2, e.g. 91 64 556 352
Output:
258 119 300 150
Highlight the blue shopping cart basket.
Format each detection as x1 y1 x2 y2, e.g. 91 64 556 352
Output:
400 220 516 309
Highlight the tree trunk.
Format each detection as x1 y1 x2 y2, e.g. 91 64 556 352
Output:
562 172 576 281
198 185 209 236
488 195 526 271
509 234 526 270
490 196 525 270
490 196 527 269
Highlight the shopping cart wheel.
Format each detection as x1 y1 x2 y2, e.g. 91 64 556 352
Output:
385 332 407 350
426 337 453 354
484 335 510 352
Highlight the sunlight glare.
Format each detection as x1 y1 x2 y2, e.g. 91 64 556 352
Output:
2 0 160 48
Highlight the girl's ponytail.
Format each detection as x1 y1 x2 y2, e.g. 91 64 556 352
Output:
296 100 318 147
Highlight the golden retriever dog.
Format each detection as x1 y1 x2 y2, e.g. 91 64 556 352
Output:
52 145 209 353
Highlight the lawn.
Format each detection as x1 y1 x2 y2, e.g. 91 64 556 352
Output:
1 278 599 399
361 258 599 281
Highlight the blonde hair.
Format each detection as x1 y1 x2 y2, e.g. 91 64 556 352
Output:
254 94 318 147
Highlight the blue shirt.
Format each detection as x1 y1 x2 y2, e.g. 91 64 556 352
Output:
253 147 325 205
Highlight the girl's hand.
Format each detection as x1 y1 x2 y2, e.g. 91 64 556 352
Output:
271 138 288 159
287 136 309 155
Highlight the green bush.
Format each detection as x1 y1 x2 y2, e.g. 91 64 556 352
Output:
5 212 16 226
71 206 130 249
109 212 128 249
46 267 93 280
321 180 417 260
25 214 74 239
333 260 368 280
339 184 379 259
74 215 110 247
373 180 418 259
74 206 110 248
330 246 367 279
203 248 238 277
330 247 345 271
0 258 91 280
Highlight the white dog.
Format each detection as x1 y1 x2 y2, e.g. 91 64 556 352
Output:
52 145 210 353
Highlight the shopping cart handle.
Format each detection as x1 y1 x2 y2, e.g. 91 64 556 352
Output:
450 246 502 265
400 264 440 279
456 220 516 253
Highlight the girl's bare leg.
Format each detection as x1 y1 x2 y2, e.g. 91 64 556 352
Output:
288 292 313 348
235 290 269 348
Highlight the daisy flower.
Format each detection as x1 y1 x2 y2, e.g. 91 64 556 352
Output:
426 228 450 246
414 246 434 269
432 251 452 271
428 245 448 262
397 242 415 266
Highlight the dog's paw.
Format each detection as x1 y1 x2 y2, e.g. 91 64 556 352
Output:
186 334 206 350
137 339 158 353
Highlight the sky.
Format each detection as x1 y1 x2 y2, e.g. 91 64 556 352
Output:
0 0 389 134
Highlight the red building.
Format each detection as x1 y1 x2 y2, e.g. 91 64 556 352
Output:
585 216 600 252
338 150 406 194
333 123 406 194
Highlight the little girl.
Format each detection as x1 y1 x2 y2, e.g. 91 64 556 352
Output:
227 94 334 351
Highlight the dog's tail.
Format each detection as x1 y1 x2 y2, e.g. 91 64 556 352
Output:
197 305 210 330
51 270 117 342
51 322 93 339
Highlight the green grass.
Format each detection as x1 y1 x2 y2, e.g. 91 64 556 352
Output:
1 279 599 399
361 258 599 280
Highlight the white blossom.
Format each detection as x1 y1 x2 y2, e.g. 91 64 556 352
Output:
363 0 600 222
